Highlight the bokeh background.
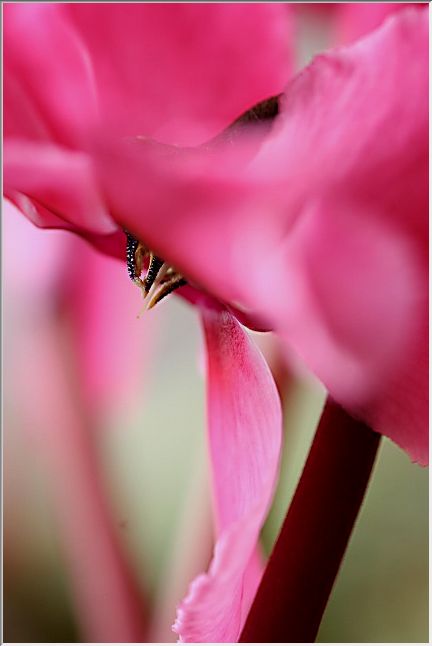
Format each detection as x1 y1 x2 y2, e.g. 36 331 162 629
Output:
3 200 428 643
3 4 428 643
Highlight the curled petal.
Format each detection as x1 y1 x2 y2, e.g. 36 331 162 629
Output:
174 308 282 642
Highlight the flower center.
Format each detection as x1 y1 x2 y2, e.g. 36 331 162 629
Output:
125 230 186 309
125 94 281 309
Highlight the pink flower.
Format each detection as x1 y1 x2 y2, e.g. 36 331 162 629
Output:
91 8 427 463
4 3 428 642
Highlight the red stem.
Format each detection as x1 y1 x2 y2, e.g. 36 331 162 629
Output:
240 398 381 643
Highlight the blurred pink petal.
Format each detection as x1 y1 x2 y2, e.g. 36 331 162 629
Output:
360 310 428 466
4 3 292 245
4 3 291 146
4 202 148 641
149 458 213 643
16 321 147 642
3 4 428 642
252 8 428 460
333 2 421 44
274 199 427 463
60 233 157 413
94 9 427 462
174 308 282 642
4 140 114 234
3 199 69 296
4 3 98 146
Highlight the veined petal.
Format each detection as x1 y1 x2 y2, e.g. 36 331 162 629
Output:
174 308 282 642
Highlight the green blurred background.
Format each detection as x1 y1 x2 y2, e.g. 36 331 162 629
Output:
4 295 428 643
4 5 428 641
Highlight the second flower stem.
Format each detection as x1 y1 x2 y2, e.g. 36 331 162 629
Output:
239 398 381 643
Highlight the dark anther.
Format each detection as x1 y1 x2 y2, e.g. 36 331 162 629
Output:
125 230 140 281
144 255 165 294
234 94 281 125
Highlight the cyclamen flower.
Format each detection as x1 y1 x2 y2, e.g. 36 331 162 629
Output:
4 3 428 642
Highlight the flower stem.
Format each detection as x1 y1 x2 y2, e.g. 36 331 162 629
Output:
239 398 381 643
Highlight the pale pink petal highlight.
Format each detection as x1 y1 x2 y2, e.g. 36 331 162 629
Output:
174 308 282 642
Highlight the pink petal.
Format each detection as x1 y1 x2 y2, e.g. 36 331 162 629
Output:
61 232 158 412
95 7 427 312
251 7 428 460
4 201 147 642
334 2 420 44
95 9 427 462
5 3 292 146
174 308 282 642
67 3 292 144
14 323 147 642
253 9 428 243
275 198 428 464
360 307 428 466
4 3 98 147
4 140 115 234
92 135 277 319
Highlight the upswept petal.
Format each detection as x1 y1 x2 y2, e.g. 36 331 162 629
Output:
94 9 427 461
174 308 282 642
